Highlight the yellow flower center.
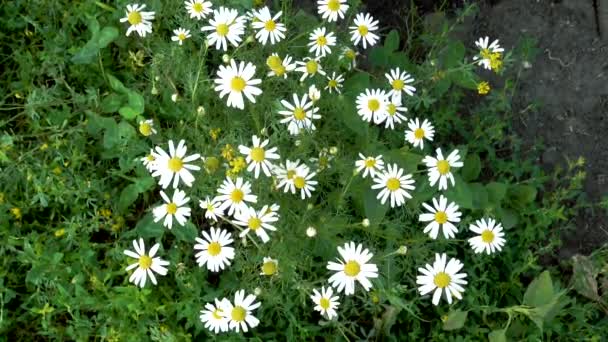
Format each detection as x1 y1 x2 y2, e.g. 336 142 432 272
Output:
250 147 265 162
207 242 222 256
328 79 338 88
294 176 306 189
230 77 246 92
414 128 425 139
266 55 282 69
358 25 369 36
206 203 215 211
166 203 178 215
387 103 397 115
328 0 340 11
437 160 450 175
316 35 327 46
434 272 451 288
168 157 183 172
305 60 318 74
178 33 186 41
139 122 152 136
386 177 401 191
293 107 306 121
248 217 262 231
481 229 495 243
230 189 244 203
138 255 152 269
392 79 404 90
127 11 142 25
212 309 223 320
231 306 246 322
319 298 331 310
364 158 376 168
434 211 448 224
480 48 492 60
367 99 380 111
273 65 286 76
265 20 276 31
262 261 277 275
286 170 296 179
344 260 361 277
216 23 229 37
146 154 155 162
193 2 204 13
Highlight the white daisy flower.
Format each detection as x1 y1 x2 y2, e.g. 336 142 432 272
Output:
215 177 258 216
310 286 340 319
141 150 157 173
194 227 235 272
185 0 212 20
340 47 358 70
355 153 385 178
152 189 191 229
278 93 321 135
356 88 389 124
416 253 467 305
385 68 416 102
384 99 407 129
468 218 506 254
260 257 278 276
171 28 191 45
252 7 286 45
220 290 261 333
325 72 344 94
124 238 169 287
151 140 201 189
317 0 349 22
199 196 224 222
308 27 336 58
201 7 245 51
308 85 321 102
274 159 304 190
120 4 155 37
238 135 280 178
200 298 230 334
138 119 157 136
214 59 262 110
422 148 463 190
327 241 378 295
234 205 278 243
371 163 415 208
290 164 318 199
266 54 296 78
405 118 435 149
295 57 326 82
473 36 505 70
419 195 461 239
349 13 379 49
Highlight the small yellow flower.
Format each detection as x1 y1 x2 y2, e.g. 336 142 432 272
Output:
54 228 65 237
221 144 235 161
10 207 22 219
489 52 503 72
477 81 490 95
40 143 49 151
52 166 62 175
99 208 112 218
210 128 222 142
229 156 247 174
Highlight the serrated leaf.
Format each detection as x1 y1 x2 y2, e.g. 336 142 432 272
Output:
442 310 468 331
462 154 481 182
523 271 554 307
384 30 400 52
117 184 139 213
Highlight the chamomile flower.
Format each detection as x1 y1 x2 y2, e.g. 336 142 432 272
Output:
416 253 467 305
141 150 157 172
260 257 278 276
138 119 156 136
419 195 461 239
327 242 378 295
384 99 407 129
278 93 321 135
274 159 303 189
422 148 463 190
194 227 235 272
355 153 385 178
405 118 435 149
153 189 191 229
295 57 326 82
340 47 358 69
349 13 380 49
266 54 296 78
308 85 321 102
371 163 415 208
214 59 262 110
356 89 389 124
317 0 349 22
220 290 261 333
308 27 336 58
171 28 191 45
234 205 278 243
252 7 286 45
151 140 201 189
120 4 155 37
310 286 340 319
325 72 344 94
216 177 257 216
238 135 280 178
468 218 506 254
385 68 416 102
199 196 224 221
291 164 318 199
200 298 230 334
473 36 504 70
201 7 245 51
124 238 169 287
186 0 212 20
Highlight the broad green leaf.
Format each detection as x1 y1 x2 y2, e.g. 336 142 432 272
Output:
102 119 119 149
127 91 145 115
97 26 119 47
486 182 508 206
100 93 124 113
442 310 468 331
343 72 370 95
173 222 198 242
446 179 473 209
385 148 423 174
119 106 139 120
369 47 389 68
488 329 507 342
336 98 367 137
462 154 481 182
134 176 156 194
469 182 489 209
523 271 554 307
384 30 400 52
86 111 115 135
117 120 136 141
439 41 465 69
364 187 388 226
507 184 537 205
117 184 139 213
135 213 164 239
497 207 518 229
450 69 478 89
107 74 128 94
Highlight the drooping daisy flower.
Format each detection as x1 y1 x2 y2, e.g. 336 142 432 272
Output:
419 195 461 239
120 4 155 37
422 148 463 190
124 238 169 287
405 118 435 150
356 89 389 124
266 54 296 78
308 85 321 103
238 135 280 178
310 286 340 319
199 196 224 222
385 68 416 102
274 159 304 189
220 290 261 333
349 13 379 49
234 205 278 243
308 27 336 58
416 253 467 305
141 150 157 172
201 7 245 51
473 36 504 70
260 257 278 276
371 163 415 208
340 47 358 69
194 227 235 272
290 164 318 199
214 59 262 110
325 72 344 94
171 28 191 45
317 0 349 22
468 218 506 254
384 99 407 129
200 298 230 334
278 93 321 135
151 140 201 189
138 119 157 136
215 177 258 216
295 57 326 82
327 241 378 295
252 7 286 45
186 0 212 20
153 189 191 229
355 153 385 178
